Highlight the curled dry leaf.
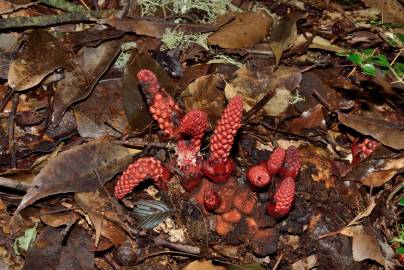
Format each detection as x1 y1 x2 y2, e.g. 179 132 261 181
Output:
208 11 273 49
52 39 122 127
269 11 302 67
338 113 404 150
8 29 73 91
180 74 226 126
15 139 138 214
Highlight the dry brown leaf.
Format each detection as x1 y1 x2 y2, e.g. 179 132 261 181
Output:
340 225 384 265
208 11 273 49
183 260 226 270
361 157 404 187
40 211 80 228
181 74 226 126
362 0 404 27
15 139 137 214
8 29 73 91
269 11 302 66
52 39 122 127
299 145 335 188
338 113 404 150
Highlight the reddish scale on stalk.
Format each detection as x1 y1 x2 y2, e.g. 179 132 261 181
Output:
204 190 222 210
114 157 171 199
279 146 301 179
266 147 286 175
203 96 243 183
247 164 271 188
266 177 296 218
137 69 182 138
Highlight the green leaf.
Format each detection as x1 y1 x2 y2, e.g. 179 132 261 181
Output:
397 247 404 254
13 224 38 255
133 200 173 229
361 63 377 76
366 55 390 68
399 197 404 206
363 48 374 56
227 263 266 270
393 63 404 77
347 53 363 65
398 34 404 43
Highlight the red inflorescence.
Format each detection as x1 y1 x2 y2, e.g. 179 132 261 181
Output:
180 110 208 152
204 190 222 210
266 177 296 218
351 138 379 165
279 146 301 179
137 69 182 138
266 148 286 175
114 157 171 199
247 164 271 188
203 96 243 183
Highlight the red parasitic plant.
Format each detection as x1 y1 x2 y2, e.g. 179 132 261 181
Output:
266 147 286 175
351 138 379 165
279 146 301 179
203 190 222 210
247 164 271 188
114 157 171 199
203 96 243 183
137 69 182 138
266 177 296 218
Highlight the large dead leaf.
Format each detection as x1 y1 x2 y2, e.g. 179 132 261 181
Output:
51 39 122 127
224 66 301 116
15 139 138 214
122 52 176 131
8 29 73 91
23 225 93 270
269 11 302 67
338 113 404 150
362 0 404 30
181 74 226 126
208 11 273 49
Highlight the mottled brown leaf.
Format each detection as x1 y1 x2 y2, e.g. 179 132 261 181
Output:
208 11 273 49
15 139 137 214
8 29 73 91
52 39 122 127
338 113 404 150
362 0 404 26
181 74 226 126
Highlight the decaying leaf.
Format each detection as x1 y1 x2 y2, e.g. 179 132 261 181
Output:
15 139 138 214
52 39 122 127
338 113 404 150
75 190 129 247
208 11 273 49
269 11 302 67
40 209 80 228
224 66 301 116
8 29 73 91
122 52 176 131
22 225 94 270
13 224 37 256
181 74 226 126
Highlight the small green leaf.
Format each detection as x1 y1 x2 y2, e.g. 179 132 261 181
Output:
398 33 404 43
361 63 377 76
363 48 374 56
366 55 390 68
347 53 363 65
399 197 404 206
393 63 404 77
397 247 404 254
13 224 38 255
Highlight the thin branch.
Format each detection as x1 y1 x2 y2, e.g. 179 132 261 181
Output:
39 0 87 12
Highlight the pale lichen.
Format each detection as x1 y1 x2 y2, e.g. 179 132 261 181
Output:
160 28 210 51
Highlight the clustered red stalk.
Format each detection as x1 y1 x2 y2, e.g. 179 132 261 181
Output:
247 146 300 218
115 69 244 199
203 96 244 183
